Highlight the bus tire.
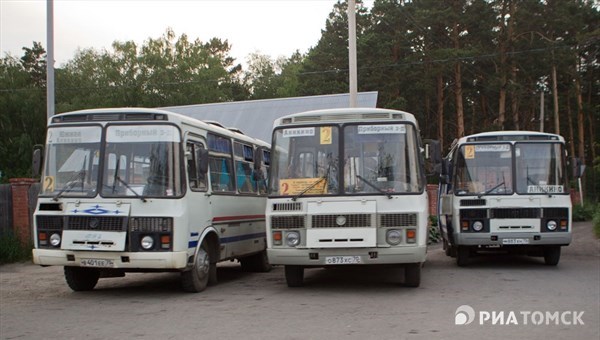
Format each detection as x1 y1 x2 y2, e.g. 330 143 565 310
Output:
64 266 100 291
543 246 561 266
456 246 469 267
284 265 304 287
404 263 421 287
240 250 272 273
181 242 214 292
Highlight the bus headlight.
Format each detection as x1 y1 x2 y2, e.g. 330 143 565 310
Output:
472 221 484 232
285 231 300 247
49 233 61 247
386 229 402 245
141 235 154 250
547 220 558 231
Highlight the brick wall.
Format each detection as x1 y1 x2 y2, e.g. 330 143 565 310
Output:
9 178 37 246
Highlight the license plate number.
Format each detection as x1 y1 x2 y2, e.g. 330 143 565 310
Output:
325 256 362 265
80 258 114 268
502 238 530 245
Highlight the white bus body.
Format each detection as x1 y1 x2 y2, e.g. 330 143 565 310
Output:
266 108 433 287
438 131 572 266
32 108 271 292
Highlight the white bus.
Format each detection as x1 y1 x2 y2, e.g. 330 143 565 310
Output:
437 131 573 266
266 108 438 287
32 108 271 292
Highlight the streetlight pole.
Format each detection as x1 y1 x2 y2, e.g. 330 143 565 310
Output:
46 0 55 119
348 0 358 108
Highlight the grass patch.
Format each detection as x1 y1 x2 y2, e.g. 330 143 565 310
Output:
0 232 32 264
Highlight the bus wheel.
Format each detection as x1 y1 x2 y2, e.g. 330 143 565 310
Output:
240 250 272 273
543 246 561 266
64 266 100 291
284 265 304 287
182 242 214 292
456 246 469 267
404 263 421 287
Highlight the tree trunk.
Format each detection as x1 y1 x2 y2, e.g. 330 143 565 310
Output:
566 94 576 159
511 62 519 130
574 76 585 164
452 22 464 138
437 74 445 149
551 64 560 135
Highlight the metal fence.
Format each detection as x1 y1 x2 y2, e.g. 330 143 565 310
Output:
0 184 13 236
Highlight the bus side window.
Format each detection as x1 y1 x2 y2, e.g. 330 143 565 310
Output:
234 142 257 194
187 142 207 191
209 157 234 192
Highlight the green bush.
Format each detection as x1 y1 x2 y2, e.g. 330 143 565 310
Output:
428 216 441 244
0 232 32 264
572 203 595 222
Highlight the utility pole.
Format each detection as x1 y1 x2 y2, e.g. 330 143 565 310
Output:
46 0 55 119
348 0 357 108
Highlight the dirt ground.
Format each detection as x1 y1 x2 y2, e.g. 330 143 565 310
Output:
1 221 598 340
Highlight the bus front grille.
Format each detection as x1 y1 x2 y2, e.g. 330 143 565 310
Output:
271 216 305 229
490 208 540 219
312 214 372 228
65 216 127 231
379 213 417 227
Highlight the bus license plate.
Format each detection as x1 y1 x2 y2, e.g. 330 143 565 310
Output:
80 258 114 268
502 238 530 245
325 256 362 265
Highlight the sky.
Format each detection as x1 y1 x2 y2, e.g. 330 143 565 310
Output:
1 0 373 67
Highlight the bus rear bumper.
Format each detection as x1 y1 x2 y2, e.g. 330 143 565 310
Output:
33 249 190 270
267 246 426 266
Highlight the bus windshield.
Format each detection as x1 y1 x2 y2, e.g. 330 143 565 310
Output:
269 123 424 197
100 125 183 198
41 126 102 198
269 126 340 196
453 143 513 196
515 143 567 195
344 124 423 194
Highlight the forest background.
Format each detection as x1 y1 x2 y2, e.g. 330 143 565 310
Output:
1 0 598 200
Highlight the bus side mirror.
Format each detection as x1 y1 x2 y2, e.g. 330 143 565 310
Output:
32 145 44 177
423 139 442 176
440 158 451 184
198 149 209 175
571 157 582 178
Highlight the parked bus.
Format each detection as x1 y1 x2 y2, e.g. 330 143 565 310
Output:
266 108 439 287
437 131 574 266
32 108 271 292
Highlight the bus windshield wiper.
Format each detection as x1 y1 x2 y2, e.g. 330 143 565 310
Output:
291 174 328 201
356 175 392 199
53 156 87 201
114 175 147 202
477 181 505 198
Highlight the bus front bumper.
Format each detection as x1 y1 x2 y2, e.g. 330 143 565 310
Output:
454 232 571 247
33 249 190 270
267 245 426 266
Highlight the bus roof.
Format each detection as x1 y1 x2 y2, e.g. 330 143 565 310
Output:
49 107 270 147
272 107 418 128
456 130 565 144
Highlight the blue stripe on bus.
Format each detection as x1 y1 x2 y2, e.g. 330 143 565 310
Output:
220 232 266 244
